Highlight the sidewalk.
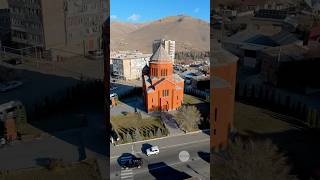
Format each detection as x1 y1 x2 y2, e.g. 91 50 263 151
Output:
110 130 210 159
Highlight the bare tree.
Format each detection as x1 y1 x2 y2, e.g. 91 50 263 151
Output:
175 106 201 132
212 138 298 180
135 128 142 141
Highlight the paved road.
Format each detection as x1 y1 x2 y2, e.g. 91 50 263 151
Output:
110 132 210 179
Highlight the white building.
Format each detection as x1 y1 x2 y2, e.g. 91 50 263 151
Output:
152 39 175 63
112 52 152 80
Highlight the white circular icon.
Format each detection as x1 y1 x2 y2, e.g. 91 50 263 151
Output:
179 151 190 162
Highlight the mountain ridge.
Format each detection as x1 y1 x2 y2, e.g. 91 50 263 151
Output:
110 15 210 53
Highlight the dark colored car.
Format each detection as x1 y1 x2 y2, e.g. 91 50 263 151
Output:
119 156 143 169
5 58 22 65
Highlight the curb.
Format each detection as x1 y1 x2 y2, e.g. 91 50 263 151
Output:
113 129 210 147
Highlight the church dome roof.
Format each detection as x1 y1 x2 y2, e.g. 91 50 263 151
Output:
150 46 171 63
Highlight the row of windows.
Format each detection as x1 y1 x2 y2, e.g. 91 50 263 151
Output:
151 67 158 76
12 30 26 39
11 18 41 29
162 90 169 97
12 30 41 43
151 95 180 104
66 2 100 14
151 68 169 77
160 69 168 76
13 0 39 4
10 7 41 17
67 15 100 27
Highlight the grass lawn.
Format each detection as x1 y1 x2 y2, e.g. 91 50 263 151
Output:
17 123 44 138
234 102 299 135
15 113 86 140
183 94 206 105
111 113 168 143
0 159 101 180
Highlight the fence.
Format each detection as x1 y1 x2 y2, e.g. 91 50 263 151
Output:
1 46 43 58
184 87 210 102
237 80 320 128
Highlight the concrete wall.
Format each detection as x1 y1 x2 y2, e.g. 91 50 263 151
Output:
40 0 65 49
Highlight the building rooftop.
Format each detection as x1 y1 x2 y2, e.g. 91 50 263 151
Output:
212 43 238 66
0 0 8 9
150 46 171 63
173 74 184 82
262 43 308 61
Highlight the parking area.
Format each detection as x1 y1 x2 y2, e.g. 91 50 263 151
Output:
110 96 148 117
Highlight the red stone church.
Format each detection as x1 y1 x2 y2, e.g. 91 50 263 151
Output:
142 46 184 113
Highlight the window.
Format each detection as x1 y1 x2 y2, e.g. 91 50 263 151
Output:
214 108 217 122
162 90 169 97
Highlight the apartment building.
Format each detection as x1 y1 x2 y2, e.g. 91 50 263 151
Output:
152 39 175 63
112 52 152 80
0 0 10 45
0 0 103 59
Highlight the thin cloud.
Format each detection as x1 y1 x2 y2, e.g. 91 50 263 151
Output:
111 15 117 19
128 14 141 21
194 8 200 13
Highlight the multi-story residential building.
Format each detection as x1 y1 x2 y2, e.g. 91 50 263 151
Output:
211 43 238 151
0 0 10 45
152 39 175 63
143 46 184 113
112 52 152 80
0 0 103 60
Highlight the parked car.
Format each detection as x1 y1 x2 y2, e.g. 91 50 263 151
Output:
146 146 160 156
0 81 23 92
88 50 103 59
110 93 118 98
119 155 143 169
4 58 22 65
110 86 118 91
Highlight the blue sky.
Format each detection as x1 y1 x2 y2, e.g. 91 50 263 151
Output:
110 0 210 23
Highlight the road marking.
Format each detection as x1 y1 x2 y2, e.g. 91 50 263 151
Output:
120 168 134 180
110 138 209 159
141 157 204 173
111 139 209 160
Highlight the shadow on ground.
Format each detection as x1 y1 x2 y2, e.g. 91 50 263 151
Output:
240 128 320 180
148 162 192 180
198 151 210 163
0 65 107 166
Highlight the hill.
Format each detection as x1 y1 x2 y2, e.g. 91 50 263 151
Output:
110 15 210 53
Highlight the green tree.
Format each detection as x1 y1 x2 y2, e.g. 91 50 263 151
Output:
213 138 298 180
175 106 201 132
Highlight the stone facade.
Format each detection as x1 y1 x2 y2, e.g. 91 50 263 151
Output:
211 46 238 151
143 46 184 113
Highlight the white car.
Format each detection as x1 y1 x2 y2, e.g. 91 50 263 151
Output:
146 146 159 156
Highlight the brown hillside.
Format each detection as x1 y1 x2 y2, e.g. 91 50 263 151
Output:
111 15 210 53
